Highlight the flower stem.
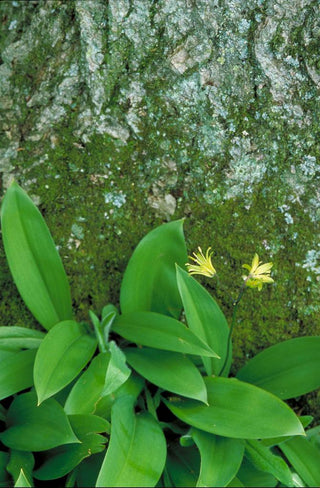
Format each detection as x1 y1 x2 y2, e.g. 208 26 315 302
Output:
218 282 246 376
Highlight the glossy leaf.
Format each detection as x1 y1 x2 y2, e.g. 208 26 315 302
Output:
176 266 230 375
34 320 97 404
113 311 219 357
125 347 208 404
103 341 131 396
192 429 244 487
0 349 36 401
0 326 45 350
34 414 108 480
1 182 73 330
237 336 320 399
0 392 79 451
165 377 304 439
120 220 187 319
96 396 166 487
279 436 320 487
64 353 111 415
7 451 34 487
245 440 294 486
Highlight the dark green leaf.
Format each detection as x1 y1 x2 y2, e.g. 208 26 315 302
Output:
0 392 79 451
34 320 97 404
176 266 230 375
192 429 244 487
113 311 219 357
7 450 34 487
165 377 304 439
237 336 320 399
0 349 36 401
125 347 208 404
236 458 277 487
96 396 166 487
120 220 187 319
166 444 200 487
1 182 73 330
0 452 10 487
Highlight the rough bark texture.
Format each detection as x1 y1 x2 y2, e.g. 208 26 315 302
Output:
0 1 319 412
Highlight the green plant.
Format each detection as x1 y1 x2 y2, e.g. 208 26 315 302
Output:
0 181 319 487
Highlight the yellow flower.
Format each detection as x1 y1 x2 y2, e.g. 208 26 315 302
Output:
186 247 216 278
242 253 274 291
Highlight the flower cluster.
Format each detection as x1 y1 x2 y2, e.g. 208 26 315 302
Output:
186 248 273 291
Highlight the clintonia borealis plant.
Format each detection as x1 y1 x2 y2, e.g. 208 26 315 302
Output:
0 181 320 487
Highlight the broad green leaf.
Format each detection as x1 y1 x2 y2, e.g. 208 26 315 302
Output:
0 349 36 400
7 451 34 487
34 414 108 480
176 266 230 375
164 377 304 439
166 444 200 487
192 429 244 487
279 436 320 487
65 353 111 415
96 396 166 487
34 320 97 404
112 311 219 358
261 415 313 448
1 182 73 330
125 347 208 404
103 341 131 396
245 440 294 486
0 326 45 350
236 458 277 487
120 220 187 319
0 392 79 451
227 477 245 487
237 336 320 400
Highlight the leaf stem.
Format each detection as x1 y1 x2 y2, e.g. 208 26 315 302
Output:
218 281 247 376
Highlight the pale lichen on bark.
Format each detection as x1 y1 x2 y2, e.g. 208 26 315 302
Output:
0 1 320 418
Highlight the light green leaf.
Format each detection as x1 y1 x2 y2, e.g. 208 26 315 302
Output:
176 266 230 375
96 396 166 487
120 220 187 319
0 326 45 350
237 336 320 399
279 436 320 487
14 469 32 488
103 341 131 396
245 440 294 486
165 377 304 439
34 320 97 404
112 311 219 358
0 392 79 451
0 349 36 401
125 347 208 404
192 429 244 487
64 353 111 415
1 182 73 330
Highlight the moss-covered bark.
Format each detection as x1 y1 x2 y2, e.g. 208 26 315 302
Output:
1 0 319 415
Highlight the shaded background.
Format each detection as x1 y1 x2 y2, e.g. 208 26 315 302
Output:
1 0 320 415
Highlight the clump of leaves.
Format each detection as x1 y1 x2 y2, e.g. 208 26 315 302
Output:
0 182 319 487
